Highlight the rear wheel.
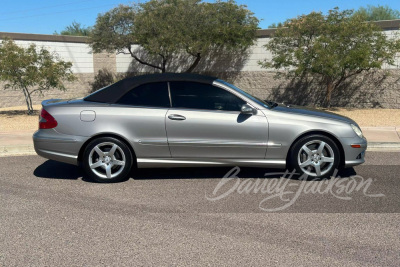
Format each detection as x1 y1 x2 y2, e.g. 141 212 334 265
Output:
82 137 133 183
289 135 340 179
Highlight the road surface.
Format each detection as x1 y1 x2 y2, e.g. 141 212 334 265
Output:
0 152 399 266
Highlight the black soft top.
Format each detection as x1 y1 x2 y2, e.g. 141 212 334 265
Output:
84 73 217 103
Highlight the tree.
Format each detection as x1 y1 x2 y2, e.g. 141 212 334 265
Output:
268 22 284 29
353 5 400 21
54 21 92 36
259 8 400 107
0 40 76 114
89 0 259 73
89 68 120 93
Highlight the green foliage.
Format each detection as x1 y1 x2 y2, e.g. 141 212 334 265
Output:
89 0 259 73
259 8 400 107
268 22 284 29
267 5 400 29
0 39 76 114
54 21 92 36
89 5 135 54
353 5 400 21
89 68 121 93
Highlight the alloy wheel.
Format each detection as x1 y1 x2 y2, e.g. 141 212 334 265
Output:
297 140 335 177
88 142 126 179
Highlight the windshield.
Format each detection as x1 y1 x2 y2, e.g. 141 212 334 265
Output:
216 80 277 109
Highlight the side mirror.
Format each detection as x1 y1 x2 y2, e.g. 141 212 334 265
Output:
240 104 256 115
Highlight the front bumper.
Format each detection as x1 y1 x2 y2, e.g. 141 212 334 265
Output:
340 136 368 168
33 129 87 165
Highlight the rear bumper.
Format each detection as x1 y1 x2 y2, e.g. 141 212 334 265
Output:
33 129 87 165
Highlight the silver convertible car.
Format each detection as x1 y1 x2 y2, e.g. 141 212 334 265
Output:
33 73 367 182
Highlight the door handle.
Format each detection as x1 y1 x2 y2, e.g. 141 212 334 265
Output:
168 114 186 121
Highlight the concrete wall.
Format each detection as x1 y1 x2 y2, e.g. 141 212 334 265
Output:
1 21 400 109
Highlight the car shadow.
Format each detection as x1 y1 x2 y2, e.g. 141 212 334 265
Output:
34 160 357 181
134 167 357 180
34 160 89 181
133 166 284 180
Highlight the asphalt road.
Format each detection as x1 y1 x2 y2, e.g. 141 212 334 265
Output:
0 152 399 266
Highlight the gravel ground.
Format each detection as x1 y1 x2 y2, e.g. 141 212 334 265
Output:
0 105 399 132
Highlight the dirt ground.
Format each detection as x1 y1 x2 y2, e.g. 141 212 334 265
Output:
0 105 399 132
324 108 400 127
0 105 41 131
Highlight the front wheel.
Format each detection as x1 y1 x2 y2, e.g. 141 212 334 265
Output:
82 137 133 183
289 135 340 179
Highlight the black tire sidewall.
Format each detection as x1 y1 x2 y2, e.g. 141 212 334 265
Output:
82 137 133 183
289 134 340 179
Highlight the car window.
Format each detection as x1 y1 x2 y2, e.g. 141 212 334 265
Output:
117 82 170 108
169 82 245 111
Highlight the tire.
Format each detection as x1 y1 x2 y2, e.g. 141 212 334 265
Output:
289 134 340 179
82 137 133 183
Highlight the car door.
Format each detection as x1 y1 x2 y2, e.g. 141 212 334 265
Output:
111 82 171 158
166 81 269 159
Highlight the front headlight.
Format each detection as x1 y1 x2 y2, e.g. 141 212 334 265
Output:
351 124 363 138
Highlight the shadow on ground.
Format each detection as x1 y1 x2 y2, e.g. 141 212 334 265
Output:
34 159 357 181
34 160 84 180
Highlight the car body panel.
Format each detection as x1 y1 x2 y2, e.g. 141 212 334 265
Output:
136 158 285 168
271 104 357 125
52 104 171 159
33 129 85 165
165 108 268 158
260 108 360 161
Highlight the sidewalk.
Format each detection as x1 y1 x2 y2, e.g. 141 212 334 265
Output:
1 127 399 156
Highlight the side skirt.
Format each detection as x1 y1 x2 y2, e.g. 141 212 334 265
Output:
137 158 286 168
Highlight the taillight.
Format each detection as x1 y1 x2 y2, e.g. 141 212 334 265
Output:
39 109 58 129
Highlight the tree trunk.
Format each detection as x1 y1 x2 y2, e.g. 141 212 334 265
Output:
27 90 34 115
161 56 167 73
22 87 33 115
325 81 334 108
128 47 164 73
185 53 201 73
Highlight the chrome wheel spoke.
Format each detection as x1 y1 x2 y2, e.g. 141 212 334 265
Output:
317 141 326 154
314 164 322 176
299 158 312 168
94 146 104 157
105 164 112 178
108 144 118 157
301 145 312 156
321 156 334 163
90 161 104 169
113 160 125 166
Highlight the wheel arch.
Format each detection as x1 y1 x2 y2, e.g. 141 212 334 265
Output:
78 133 137 167
286 130 345 168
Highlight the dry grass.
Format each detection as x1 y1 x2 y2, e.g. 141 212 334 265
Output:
0 105 399 132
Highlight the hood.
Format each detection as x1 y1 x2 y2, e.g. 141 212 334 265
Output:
272 104 357 125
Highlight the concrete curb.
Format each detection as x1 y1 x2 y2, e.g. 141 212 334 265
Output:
0 145 36 157
1 142 400 157
361 126 400 131
367 142 400 151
